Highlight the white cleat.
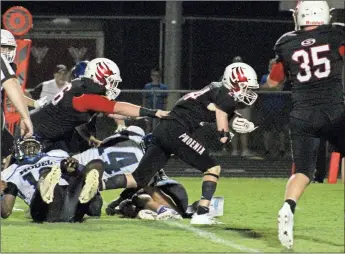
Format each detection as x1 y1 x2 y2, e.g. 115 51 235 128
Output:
79 169 99 204
278 202 294 249
137 209 158 220
190 213 220 225
156 208 183 220
39 165 61 204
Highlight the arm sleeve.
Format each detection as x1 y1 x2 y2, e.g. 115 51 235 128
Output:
268 62 285 83
216 96 237 115
72 94 116 113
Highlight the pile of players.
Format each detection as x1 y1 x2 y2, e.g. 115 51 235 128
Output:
1 1 344 250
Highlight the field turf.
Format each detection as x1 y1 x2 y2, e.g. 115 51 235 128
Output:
1 178 344 253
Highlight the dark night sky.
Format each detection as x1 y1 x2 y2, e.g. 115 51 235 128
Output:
1 1 291 18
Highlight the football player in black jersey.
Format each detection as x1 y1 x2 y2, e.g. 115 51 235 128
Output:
266 1 345 249
101 62 259 225
30 57 168 153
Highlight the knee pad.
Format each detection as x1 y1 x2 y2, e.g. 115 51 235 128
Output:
203 165 221 179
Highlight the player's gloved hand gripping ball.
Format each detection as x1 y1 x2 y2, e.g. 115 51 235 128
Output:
231 117 258 133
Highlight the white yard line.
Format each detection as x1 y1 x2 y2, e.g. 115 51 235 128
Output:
165 221 262 253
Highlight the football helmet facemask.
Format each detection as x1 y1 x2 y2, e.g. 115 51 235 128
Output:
14 135 43 161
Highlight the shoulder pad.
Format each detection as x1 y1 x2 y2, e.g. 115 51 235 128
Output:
332 22 345 32
47 149 69 158
274 30 297 51
332 22 345 27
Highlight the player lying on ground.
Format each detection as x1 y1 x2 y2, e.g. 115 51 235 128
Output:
0 136 104 222
106 169 188 220
98 62 259 225
266 1 345 249
30 57 168 153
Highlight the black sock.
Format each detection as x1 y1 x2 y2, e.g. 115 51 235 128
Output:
104 174 127 190
196 205 209 215
285 199 296 214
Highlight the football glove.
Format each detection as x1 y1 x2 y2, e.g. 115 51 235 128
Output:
231 117 258 133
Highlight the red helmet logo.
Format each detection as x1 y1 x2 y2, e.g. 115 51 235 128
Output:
95 62 113 85
230 67 248 91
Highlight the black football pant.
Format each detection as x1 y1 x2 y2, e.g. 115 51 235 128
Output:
131 119 218 187
30 163 104 223
290 109 345 180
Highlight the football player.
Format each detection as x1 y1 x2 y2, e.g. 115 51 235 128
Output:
105 133 188 220
265 1 345 249
99 62 259 225
30 57 168 153
1 136 104 222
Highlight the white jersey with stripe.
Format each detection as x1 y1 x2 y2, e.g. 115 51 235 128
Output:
1 55 16 86
73 133 144 180
1 150 69 205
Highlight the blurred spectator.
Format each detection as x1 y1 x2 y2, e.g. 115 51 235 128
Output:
142 67 168 132
30 64 69 101
259 58 287 157
227 56 253 157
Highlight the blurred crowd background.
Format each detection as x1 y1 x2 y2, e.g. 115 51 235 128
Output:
1 1 344 177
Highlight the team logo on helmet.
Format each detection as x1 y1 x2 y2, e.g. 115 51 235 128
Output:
95 62 113 85
230 67 248 92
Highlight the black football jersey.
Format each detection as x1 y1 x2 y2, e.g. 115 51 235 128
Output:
274 24 345 110
168 82 241 130
30 79 94 142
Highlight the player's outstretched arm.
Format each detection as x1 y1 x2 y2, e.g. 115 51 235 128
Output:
73 94 169 118
114 102 169 118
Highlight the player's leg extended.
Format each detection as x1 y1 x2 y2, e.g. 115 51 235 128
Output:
278 115 320 249
171 132 220 224
38 165 62 204
102 145 170 191
78 159 104 204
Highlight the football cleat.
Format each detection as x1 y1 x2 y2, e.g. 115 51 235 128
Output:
38 165 61 204
190 213 220 225
278 202 294 249
137 209 158 220
79 169 99 204
156 208 182 220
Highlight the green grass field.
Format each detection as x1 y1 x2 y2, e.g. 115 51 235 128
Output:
1 178 344 253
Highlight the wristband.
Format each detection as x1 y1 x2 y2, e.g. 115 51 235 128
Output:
139 107 157 118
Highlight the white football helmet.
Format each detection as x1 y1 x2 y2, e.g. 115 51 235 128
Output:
222 62 259 106
291 1 331 30
84 58 122 100
1 29 17 63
